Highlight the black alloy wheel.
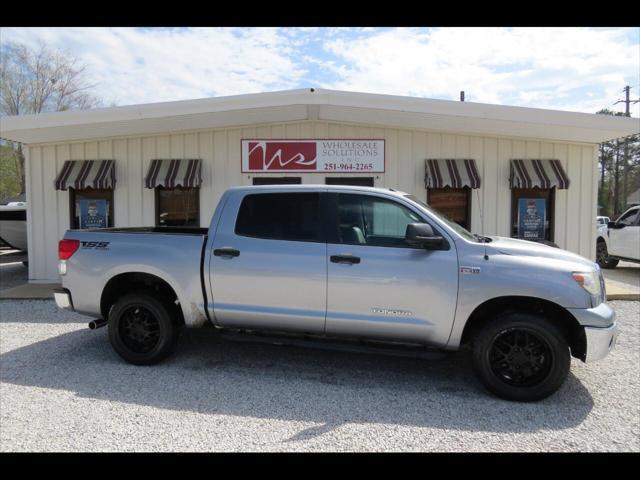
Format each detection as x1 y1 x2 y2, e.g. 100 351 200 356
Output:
119 305 162 354
488 328 553 388
471 312 571 402
108 293 181 365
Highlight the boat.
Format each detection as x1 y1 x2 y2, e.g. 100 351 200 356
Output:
0 193 27 252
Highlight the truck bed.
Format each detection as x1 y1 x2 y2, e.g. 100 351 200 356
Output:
70 226 209 235
61 227 210 327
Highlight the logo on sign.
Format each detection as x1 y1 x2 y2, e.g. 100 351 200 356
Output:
248 141 317 171
242 139 385 173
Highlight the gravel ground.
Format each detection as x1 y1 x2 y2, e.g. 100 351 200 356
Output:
0 299 638 452
0 262 28 291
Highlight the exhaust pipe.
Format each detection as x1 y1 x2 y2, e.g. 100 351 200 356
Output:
88 319 107 330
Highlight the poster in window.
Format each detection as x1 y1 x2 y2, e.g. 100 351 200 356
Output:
80 199 108 229
518 198 545 241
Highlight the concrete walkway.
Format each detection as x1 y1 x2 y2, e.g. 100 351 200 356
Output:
604 280 640 301
0 282 61 300
601 261 640 300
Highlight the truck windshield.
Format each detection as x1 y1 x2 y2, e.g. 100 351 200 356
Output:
403 194 485 243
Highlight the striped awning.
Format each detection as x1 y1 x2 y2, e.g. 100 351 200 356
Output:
144 159 202 189
510 159 570 190
425 159 481 189
54 160 115 191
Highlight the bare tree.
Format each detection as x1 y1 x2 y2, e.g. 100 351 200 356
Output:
0 41 102 193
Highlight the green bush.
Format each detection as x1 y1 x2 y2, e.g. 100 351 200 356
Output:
0 145 22 203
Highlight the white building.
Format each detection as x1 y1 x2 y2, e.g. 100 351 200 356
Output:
1 88 638 283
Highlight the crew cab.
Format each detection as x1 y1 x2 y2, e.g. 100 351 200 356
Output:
596 205 640 268
55 185 618 402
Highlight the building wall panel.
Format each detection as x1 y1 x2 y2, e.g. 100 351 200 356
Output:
25 121 599 281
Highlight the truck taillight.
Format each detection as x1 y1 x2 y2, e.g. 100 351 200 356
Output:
59 239 80 260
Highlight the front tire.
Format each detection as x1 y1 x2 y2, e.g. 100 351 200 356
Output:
108 293 180 365
471 312 570 402
596 239 619 269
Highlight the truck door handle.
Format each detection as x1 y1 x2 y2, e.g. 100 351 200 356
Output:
330 254 361 265
214 248 240 257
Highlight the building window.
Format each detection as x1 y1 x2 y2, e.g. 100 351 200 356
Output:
156 187 200 227
511 188 555 242
427 187 471 230
70 189 114 229
325 177 374 187
252 177 302 185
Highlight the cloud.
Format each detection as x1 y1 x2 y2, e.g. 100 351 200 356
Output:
319 27 640 115
1 27 638 116
1 27 306 106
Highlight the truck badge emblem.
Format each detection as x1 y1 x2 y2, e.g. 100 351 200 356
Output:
460 266 481 275
372 308 413 316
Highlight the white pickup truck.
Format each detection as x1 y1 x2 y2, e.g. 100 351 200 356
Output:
596 205 640 268
54 185 617 402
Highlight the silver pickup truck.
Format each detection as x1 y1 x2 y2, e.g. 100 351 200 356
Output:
55 185 617 402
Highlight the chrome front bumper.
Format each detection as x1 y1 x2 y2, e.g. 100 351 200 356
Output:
567 302 617 363
53 288 74 311
584 322 618 362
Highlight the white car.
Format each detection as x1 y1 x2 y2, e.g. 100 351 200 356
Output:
596 206 640 268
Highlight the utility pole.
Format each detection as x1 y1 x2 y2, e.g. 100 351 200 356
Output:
613 86 640 213
614 85 639 117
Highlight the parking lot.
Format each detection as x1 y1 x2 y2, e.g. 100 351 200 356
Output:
1 262 638 451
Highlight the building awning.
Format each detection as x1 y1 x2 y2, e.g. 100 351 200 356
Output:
54 160 116 191
509 159 570 189
144 159 202 189
425 159 481 189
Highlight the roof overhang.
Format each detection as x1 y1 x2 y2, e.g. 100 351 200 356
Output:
1 88 638 145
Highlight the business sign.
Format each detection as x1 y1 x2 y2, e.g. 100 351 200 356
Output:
518 198 546 241
241 140 385 173
79 199 108 229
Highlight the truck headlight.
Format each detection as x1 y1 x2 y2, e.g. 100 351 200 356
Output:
572 271 601 299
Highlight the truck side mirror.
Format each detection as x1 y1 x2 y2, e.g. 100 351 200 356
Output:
608 221 624 229
405 223 444 249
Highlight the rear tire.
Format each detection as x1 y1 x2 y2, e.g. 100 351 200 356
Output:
108 293 180 365
471 312 570 402
596 240 619 269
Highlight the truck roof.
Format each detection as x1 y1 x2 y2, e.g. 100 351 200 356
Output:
227 184 411 197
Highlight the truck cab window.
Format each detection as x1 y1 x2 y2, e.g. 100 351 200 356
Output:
235 192 322 242
334 194 422 248
616 208 639 226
